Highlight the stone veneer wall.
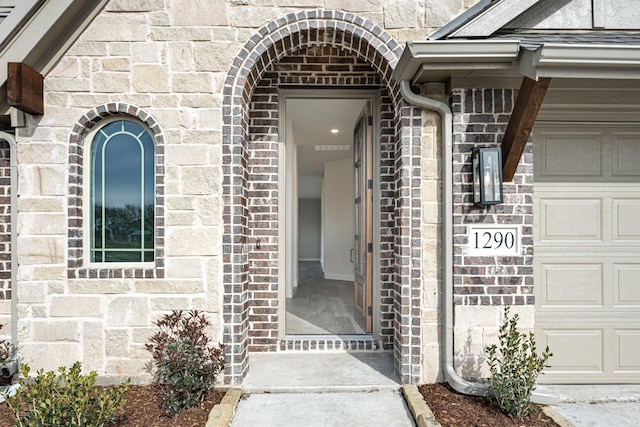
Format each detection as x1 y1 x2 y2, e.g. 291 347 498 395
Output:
12 0 475 384
450 87 535 379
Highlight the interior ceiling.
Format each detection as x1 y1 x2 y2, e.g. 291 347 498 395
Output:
286 98 367 199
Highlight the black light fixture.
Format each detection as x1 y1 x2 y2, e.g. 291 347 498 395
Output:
472 147 503 205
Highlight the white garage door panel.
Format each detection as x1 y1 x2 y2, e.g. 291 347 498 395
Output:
538 328 604 373
615 330 640 373
538 262 603 307
538 198 602 241
614 199 640 239
613 134 640 177
534 124 640 383
614 265 640 306
538 132 602 178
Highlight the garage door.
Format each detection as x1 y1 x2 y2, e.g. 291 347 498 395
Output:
534 124 640 383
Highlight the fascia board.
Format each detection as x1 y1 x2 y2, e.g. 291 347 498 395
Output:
392 40 520 83
0 0 41 52
452 0 541 38
519 43 640 80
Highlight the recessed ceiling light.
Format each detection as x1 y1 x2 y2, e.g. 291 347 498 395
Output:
330 129 339 134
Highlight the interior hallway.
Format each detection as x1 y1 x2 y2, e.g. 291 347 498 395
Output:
286 262 365 335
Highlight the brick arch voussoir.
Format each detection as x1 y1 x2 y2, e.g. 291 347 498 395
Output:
69 103 164 147
226 11 403 114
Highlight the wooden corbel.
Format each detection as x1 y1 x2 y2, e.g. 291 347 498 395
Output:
501 76 551 182
7 62 44 116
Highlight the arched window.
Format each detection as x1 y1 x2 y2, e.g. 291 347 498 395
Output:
88 119 155 263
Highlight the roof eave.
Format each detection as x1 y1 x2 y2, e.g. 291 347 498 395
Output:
392 40 521 84
519 43 640 80
393 41 640 84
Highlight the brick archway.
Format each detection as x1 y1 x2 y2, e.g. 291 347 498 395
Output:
222 9 423 384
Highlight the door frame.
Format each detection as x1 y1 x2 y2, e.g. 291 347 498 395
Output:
278 89 381 340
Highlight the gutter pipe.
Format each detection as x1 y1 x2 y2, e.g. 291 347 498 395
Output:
398 80 557 405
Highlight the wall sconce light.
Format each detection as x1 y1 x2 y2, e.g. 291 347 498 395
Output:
472 147 503 205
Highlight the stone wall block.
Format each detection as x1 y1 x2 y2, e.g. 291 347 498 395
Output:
32 320 80 342
18 198 64 213
134 279 205 294
165 257 204 279
384 0 419 29
18 237 65 265
19 213 66 235
46 77 91 92
171 73 212 93
19 165 66 196
83 320 105 372
167 227 221 256
194 43 241 72
169 42 194 71
82 14 148 42
17 140 69 164
23 266 66 281
106 0 164 12
91 72 131 93
107 297 149 326
105 329 130 357
132 42 166 64
50 296 103 317
19 343 81 372
174 0 229 26
181 166 221 195
165 144 210 166
229 7 281 28
426 0 465 28
16 282 47 303
324 0 382 11
101 57 131 71
133 65 170 92
150 297 191 311
68 280 132 294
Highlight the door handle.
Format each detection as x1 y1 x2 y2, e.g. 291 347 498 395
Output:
350 248 354 263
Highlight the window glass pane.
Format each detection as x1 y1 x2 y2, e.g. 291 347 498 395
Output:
90 120 155 263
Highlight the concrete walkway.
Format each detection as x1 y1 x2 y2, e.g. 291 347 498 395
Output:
545 384 640 427
229 351 416 427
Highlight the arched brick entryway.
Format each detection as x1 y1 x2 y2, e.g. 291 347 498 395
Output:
222 10 423 384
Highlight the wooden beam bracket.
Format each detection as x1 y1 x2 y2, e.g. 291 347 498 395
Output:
7 62 44 116
501 76 551 181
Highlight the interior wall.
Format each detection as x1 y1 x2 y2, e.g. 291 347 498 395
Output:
322 157 354 281
298 198 321 260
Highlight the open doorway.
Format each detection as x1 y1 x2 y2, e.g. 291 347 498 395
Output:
282 92 376 336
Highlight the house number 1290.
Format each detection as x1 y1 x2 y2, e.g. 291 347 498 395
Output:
473 230 515 250
467 226 520 256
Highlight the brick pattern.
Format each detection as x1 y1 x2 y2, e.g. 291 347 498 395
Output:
223 9 423 384
279 337 380 351
0 140 10 300
67 103 166 280
451 89 534 306
245 48 395 353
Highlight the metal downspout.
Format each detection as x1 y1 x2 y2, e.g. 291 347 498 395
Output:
398 80 557 404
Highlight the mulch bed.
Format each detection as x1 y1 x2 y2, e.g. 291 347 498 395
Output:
0 384 225 427
420 383 560 427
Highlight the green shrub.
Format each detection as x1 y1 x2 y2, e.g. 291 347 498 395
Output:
485 307 552 418
2 362 130 427
0 323 11 364
146 310 225 417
